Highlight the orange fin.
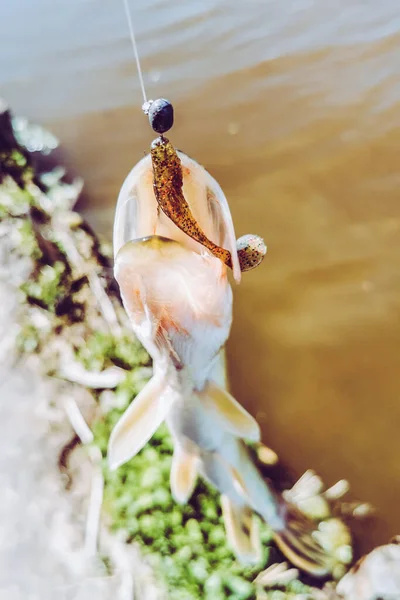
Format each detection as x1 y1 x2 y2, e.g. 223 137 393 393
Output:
202 381 260 442
170 446 198 504
108 370 173 470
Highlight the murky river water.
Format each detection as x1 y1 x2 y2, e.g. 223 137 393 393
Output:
2 0 400 552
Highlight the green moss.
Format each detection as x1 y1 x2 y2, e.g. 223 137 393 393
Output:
16 219 42 259
286 578 313 594
0 179 33 218
10 149 27 167
75 332 115 371
75 331 149 373
16 323 41 354
0 150 33 188
21 261 66 311
268 592 288 600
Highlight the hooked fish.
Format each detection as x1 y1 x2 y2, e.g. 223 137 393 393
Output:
110 145 243 462
109 150 332 577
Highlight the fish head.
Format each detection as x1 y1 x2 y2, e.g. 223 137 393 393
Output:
113 151 241 281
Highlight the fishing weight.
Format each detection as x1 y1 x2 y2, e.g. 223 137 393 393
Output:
143 98 174 134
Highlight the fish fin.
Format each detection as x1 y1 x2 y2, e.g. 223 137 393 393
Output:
221 496 262 564
202 381 260 442
228 466 332 576
273 503 331 577
229 466 255 504
249 514 263 561
208 349 229 389
170 446 198 504
108 370 173 471
226 456 333 577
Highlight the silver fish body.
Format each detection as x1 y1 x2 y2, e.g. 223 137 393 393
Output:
114 235 232 388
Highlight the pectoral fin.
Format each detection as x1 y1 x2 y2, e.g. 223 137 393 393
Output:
203 381 260 442
170 445 198 504
108 371 172 471
221 495 262 565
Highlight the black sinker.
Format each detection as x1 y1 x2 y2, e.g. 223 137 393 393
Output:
148 98 174 134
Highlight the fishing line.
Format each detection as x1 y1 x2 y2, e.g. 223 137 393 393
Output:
122 0 148 106
121 0 174 133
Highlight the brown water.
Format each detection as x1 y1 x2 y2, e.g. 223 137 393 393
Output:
2 0 400 553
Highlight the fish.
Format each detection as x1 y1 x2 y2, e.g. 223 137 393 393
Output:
109 150 332 576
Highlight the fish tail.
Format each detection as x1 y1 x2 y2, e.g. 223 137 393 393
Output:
231 465 333 576
234 449 333 577
208 244 233 270
214 439 333 577
107 368 175 471
272 501 332 577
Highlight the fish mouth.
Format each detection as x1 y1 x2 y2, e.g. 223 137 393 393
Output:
134 235 176 246
115 235 186 267
129 235 181 254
